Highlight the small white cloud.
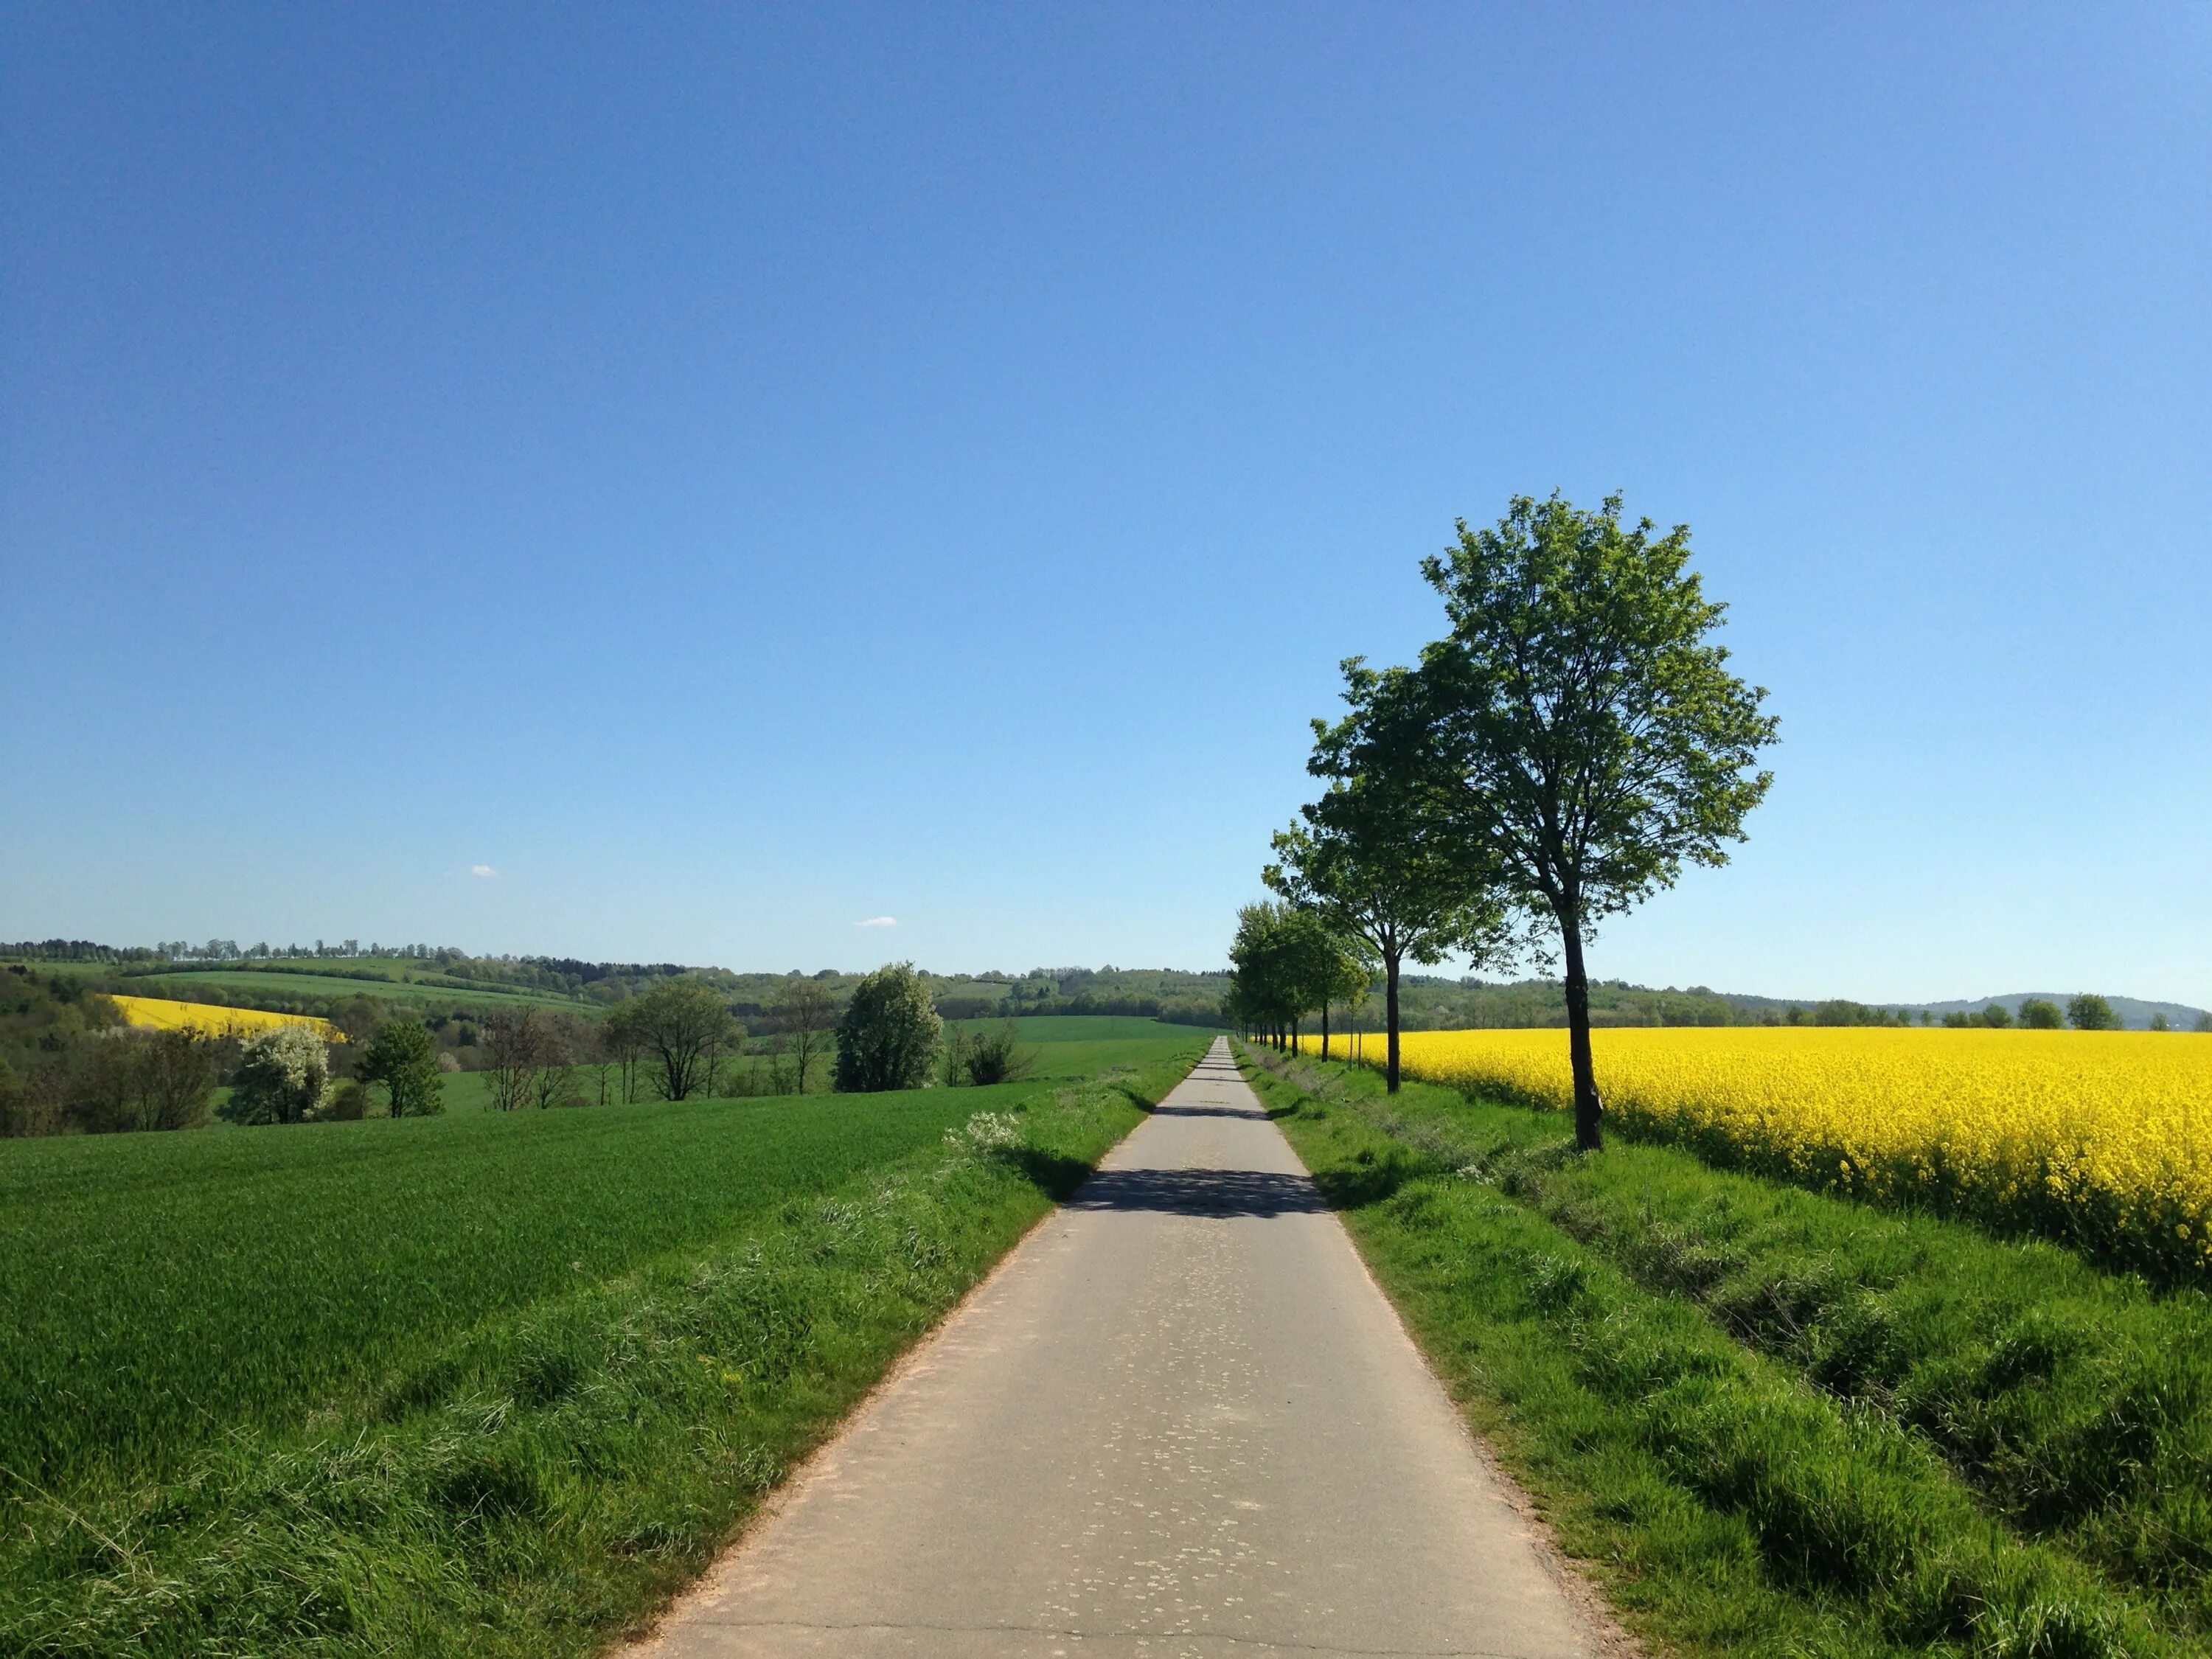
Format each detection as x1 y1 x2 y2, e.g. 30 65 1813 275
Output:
471 864 498 877
856 915 896 928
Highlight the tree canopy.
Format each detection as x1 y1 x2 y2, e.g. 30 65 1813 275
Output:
2066 993 2119 1032
1273 657 1514 1089
625 979 735 1101
219 1026 330 1126
1286 493 1776 1148
356 1018 445 1117
833 963 942 1093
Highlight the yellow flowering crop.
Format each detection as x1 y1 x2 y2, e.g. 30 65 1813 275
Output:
1298 1026 2212 1278
111 995 341 1043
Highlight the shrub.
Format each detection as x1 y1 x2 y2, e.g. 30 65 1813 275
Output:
833 963 941 1093
220 1026 330 1124
963 1021 1035 1086
326 1079 371 1120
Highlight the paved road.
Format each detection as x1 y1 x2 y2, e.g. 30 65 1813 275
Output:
632 1039 1607 1659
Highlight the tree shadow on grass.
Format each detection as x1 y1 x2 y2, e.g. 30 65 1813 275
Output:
1309 1162 1419 1211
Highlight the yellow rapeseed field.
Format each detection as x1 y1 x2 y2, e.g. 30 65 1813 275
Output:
111 995 341 1043
1300 1026 2212 1277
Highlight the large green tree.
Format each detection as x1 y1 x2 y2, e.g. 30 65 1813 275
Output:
355 1018 445 1117
1271 660 1514 1091
1408 494 1777 1149
2067 993 2119 1032
832 963 941 1093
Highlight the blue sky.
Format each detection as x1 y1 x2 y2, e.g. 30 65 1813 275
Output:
4 4 2208 1004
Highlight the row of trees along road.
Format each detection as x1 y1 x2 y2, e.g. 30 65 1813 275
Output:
1244 493 1778 1150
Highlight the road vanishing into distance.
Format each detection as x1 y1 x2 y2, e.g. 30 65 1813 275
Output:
632 1039 1609 1659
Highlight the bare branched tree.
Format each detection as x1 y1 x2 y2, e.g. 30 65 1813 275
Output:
627 979 735 1102
776 978 835 1095
529 1012 583 1110
483 1009 544 1112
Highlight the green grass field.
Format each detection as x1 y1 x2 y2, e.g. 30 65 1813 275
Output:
1244 1043 2210 1659
0 1030 1208 1658
1 1091 977 1489
949 1013 1220 1043
4 1023 1208 1491
425 1020 1209 1107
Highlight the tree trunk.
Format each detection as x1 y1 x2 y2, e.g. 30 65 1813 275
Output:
1385 950 1402 1093
1321 1001 1330 1060
1559 912 1603 1150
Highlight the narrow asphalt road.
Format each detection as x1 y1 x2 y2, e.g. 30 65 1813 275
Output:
630 1038 1608 1659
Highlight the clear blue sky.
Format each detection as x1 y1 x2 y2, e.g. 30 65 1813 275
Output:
4 4 2208 1004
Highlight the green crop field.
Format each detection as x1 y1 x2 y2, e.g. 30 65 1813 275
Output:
1 1091 966 1489
0 1031 1208 1658
430 1020 1208 1110
115 967 591 1011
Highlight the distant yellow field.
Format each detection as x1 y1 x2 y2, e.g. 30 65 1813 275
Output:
111 995 341 1042
1298 1026 2212 1276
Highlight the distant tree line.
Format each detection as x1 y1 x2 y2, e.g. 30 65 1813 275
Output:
142 939 458 962
960 992 1222 1024
1 939 170 964
1 954 1073 1138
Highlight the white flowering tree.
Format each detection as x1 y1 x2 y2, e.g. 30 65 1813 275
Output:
218 1025 331 1124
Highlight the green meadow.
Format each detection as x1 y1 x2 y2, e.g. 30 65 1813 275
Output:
0 1026 1208 1658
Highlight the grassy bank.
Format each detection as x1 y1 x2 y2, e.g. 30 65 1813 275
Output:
1241 1043 2204 1659
1 1037 1203 1658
